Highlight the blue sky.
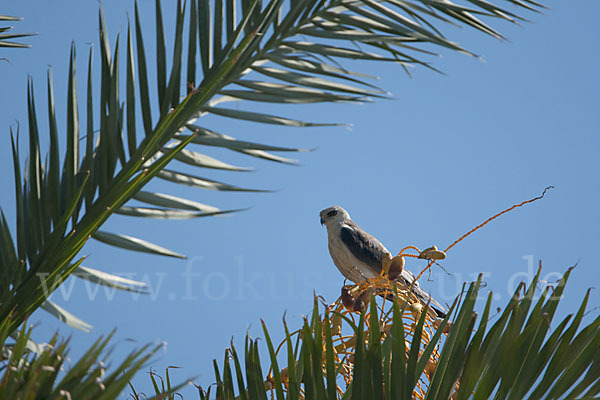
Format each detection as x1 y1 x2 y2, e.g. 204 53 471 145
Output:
1 0 599 397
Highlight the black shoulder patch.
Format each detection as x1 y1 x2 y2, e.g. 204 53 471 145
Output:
339 224 386 273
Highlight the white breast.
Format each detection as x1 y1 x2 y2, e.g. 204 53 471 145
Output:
327 227 378 283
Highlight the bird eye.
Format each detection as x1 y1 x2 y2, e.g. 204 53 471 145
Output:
327 210 338 217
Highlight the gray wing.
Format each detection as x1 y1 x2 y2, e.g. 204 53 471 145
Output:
398 269 446 318
339 222 388 274
340 222 446 318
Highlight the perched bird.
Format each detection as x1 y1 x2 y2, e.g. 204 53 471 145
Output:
320 206 446 318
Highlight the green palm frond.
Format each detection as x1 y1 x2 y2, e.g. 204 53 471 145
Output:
0 319 176 399
190 267 600 399
0 14 35 49
0 0 543 334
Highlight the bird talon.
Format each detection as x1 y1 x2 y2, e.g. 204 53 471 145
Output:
320 206 447 318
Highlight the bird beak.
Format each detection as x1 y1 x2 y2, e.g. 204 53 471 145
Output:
320 217 325 225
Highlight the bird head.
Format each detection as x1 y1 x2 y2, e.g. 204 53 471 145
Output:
319 206 350 226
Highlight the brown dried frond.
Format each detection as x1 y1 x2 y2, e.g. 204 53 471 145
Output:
264 187 552 399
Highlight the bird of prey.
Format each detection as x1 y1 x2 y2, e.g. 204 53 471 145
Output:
320 206 446 318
